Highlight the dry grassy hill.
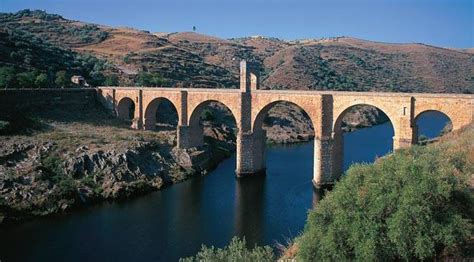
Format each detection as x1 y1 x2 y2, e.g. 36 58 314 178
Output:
2 10 472 93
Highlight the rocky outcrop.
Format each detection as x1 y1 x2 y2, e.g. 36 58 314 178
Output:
0 138 217 224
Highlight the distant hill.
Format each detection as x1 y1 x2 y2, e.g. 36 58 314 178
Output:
1 9 473 93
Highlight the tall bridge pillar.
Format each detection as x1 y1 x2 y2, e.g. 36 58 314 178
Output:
177 125 204 148
236 60 265 177
393 97 416 149
313 136 337 188
313 94 339 188
236 129 266 176
131 89 143 129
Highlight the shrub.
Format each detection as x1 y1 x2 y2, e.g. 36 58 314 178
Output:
34 73 49 88
296 143 473 261
41 155 65 180
16 71 37 88
181 237 275 262
0 66 16 88
55 70 69 88
136 71 164 87
41 154 77 197
104 74 119 86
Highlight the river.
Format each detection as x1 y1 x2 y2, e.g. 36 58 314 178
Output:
0 112 448 261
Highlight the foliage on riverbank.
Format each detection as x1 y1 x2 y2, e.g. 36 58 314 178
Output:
296 125 473 260
180 237 275 262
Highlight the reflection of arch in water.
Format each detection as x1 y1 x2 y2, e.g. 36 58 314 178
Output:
117 97 135 121
143 97 179 131
333 104 395 174
413 110 452 143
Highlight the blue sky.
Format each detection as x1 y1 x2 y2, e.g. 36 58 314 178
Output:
1 0 473 48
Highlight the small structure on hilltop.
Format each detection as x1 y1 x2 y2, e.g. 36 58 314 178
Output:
71 75 89 87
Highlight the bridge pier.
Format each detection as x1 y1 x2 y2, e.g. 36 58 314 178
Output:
313 136 339 189
177 125 204 149
236 130 266 177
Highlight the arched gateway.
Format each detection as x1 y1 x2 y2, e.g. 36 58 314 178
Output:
98 60 474 188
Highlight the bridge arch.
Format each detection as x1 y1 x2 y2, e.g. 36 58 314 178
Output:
413 110 452 143
143 97 179 130
117 97 135 121
188 97 240 128
187 100 238 148
332 104 395 174
249 100 316 180
252 100 317 137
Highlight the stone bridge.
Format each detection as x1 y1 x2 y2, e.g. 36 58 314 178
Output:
97 61 473 188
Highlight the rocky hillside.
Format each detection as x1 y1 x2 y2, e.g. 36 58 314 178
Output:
2 9 472 92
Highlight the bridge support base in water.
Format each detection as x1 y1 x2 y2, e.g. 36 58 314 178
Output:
312 179 335 190
235 168 266 178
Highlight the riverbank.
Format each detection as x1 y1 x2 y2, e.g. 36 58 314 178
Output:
0 100 236 225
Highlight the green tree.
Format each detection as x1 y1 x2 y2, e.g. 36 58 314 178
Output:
104 74 119 86
150 73 164 87
297 144 473 261
136 72 164 87
34 73 49 88
136 72 152 87
88 71 105 87
55 71 69 88
16 71 37 88
0 67 16 88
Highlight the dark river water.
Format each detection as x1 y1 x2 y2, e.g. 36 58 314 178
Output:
0 112 448 261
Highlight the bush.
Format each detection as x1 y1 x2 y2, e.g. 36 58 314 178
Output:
34 73 49 88
0 66 16 88
181 237 275 262
135 71 164 87
55 70 69 88
104 74 119 86
41 155 65 179
41 154 77 197
16 71 37 88
297 143 473 261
